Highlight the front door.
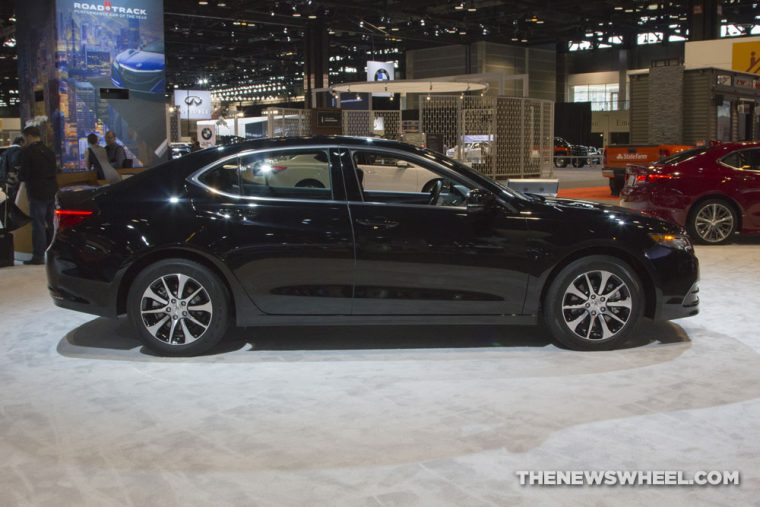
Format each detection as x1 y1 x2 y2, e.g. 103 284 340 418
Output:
343 148 530 315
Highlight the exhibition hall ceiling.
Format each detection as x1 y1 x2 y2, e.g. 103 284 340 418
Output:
0 0 759 110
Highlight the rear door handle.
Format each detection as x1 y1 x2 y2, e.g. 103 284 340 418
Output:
356 218 399 229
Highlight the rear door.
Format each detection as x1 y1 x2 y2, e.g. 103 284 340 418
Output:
189 146 355 315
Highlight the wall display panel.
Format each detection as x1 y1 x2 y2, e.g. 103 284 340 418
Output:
17 0 166 170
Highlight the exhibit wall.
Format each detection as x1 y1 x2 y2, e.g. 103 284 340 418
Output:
17 0 166 171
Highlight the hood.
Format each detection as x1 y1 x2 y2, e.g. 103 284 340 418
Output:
534 196 685 235
115 49 165 72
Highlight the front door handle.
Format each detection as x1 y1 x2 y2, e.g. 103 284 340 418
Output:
356 218 399 229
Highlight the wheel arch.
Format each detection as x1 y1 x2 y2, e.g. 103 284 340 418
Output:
116 247 241 319
539 246 657 319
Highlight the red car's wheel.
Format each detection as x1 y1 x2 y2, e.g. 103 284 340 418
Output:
688 199 737 245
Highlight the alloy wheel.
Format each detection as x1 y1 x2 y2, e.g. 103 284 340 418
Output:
694 203 734 243
561 270 633 341
139 273 213 345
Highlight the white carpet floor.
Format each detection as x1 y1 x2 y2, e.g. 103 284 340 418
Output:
1 239 759 506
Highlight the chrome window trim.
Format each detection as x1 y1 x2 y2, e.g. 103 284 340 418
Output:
187 145 342 204
187 143 489 208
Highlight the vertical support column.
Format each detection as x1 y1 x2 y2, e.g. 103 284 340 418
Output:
689 0 722 41
304 22 329 109
555 42 567 103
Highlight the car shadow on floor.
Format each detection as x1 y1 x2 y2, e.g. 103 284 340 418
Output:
57 316 690 359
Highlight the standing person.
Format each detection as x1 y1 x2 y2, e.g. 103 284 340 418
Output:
190 135 201 152
104 131 126 168
18 126 58 265
85 133 106 179
1 136 24 184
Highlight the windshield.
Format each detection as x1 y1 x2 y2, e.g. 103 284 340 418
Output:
142 40 165 53
658 147 708 165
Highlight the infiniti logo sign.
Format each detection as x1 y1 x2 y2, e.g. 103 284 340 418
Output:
184 96 203 106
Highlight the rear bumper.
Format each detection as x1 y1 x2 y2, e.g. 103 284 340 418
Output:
46 243 120 318
619 186 689 227
602 168 625 179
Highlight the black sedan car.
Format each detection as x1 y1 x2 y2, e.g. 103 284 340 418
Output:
47 137 699 356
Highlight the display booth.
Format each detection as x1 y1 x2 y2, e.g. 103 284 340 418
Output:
263 79 555 181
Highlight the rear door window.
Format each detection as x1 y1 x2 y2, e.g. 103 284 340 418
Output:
238 150 332 200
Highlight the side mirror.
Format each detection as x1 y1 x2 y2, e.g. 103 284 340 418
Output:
466 188 495 214
396 160 410 168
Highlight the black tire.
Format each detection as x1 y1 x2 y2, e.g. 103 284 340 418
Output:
572 158 586 168
554 155 569 168
543 255 644 351
127 258 231 356
609 177 622 197
295 179 325 188
687 198 737 245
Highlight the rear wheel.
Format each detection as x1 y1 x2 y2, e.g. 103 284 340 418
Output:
688 199 737 245
572 157 586 168
295 179 325 188
543 256 643 351
128 259 231 356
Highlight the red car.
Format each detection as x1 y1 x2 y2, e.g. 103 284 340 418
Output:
620 142 760 244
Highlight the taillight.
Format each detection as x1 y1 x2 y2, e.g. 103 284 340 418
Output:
271 165 288 172
636 173 674 184
54 209 93 231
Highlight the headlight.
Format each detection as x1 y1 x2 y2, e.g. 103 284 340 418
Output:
649 233 693 251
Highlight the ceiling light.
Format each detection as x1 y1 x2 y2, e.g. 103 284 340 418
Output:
198 0 208 4
614 5 623 10
308 14 317 19
218 2 226 6
454 3 465 11
292 12 301 17
647 3 659 10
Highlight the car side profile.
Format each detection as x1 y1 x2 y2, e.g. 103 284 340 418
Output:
47 137 699 356
620 141 760 244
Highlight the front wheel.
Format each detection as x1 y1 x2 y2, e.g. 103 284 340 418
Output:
543 256 643 351
688 199 737 245
128 259 231 356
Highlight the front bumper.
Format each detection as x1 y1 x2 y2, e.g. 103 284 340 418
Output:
645 242 700 321
658 281 700 320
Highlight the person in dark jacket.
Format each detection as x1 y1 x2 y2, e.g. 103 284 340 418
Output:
18 126 59 265
104 131 126 168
